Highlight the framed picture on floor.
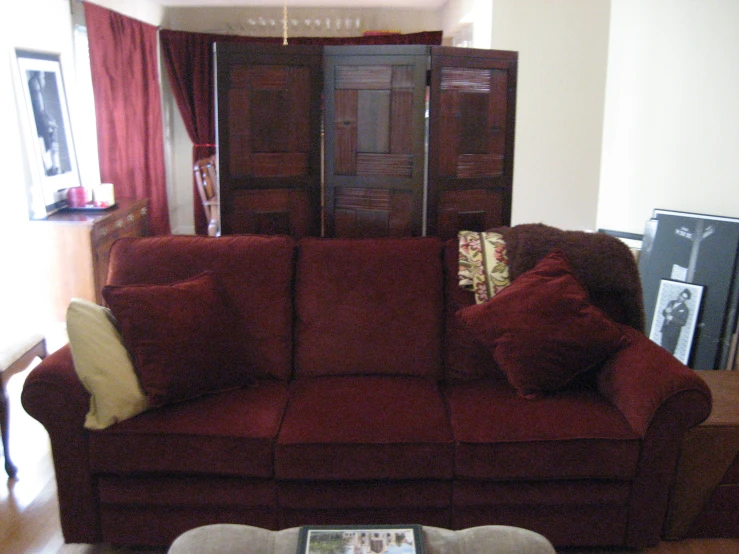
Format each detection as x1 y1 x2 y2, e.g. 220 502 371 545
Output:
298 525 423 554
649 280 704 365
15 49 80 218
639 209 739 369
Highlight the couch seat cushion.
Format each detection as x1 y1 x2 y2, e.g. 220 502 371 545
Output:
444 380 640 480
276 376 454 479
89 381 289 478
294 237 444 378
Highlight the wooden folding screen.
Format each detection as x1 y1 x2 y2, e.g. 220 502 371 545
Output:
427 47 518 239
215 44 322 237
215 44 517 239
323 46 428 238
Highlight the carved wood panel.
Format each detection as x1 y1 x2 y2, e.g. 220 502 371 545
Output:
436 189 508 240
323 45 429 238
216 44 322 238
334 186 413 238
230 189 311 237
428 47 517 239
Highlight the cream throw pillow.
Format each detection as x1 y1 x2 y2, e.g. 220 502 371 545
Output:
67 298 148 429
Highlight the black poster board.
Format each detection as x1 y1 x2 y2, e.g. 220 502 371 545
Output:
639 210 739 369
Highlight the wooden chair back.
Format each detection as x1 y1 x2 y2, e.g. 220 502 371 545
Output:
194 155 219 236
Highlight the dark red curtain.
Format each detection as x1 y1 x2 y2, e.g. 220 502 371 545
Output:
85 2 170 235
160 30 442 235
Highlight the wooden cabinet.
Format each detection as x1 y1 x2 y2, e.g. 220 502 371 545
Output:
663 369 739 540
665 370 739 539
215 44 517 240
33 198 150 320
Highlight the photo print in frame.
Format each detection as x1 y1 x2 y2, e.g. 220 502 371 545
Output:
649 279 704 365
639 209 739 369
298 525 423 554
15 49 80 217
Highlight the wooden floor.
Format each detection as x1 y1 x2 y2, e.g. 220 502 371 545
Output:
1 329 737 554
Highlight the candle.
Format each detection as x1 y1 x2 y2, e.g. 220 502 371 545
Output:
94 183 115 207
67 186 87 208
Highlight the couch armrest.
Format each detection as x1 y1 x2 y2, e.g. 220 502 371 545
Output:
598 326 711 437
597 326 712 547
20 344 102 544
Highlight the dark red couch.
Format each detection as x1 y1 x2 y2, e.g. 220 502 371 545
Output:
21 225 712 548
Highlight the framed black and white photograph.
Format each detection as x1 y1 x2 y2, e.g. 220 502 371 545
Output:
649 280 704 365
639 209 739 369
298 525 423 554
15 49 80 217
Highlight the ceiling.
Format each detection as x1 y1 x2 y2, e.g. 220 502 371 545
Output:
154 0 447 9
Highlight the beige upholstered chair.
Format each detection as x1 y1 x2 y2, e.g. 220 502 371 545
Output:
193 155 219 237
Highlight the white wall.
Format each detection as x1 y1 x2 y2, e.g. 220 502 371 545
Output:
0 0 164 325
88 0 163 25
598 0 739 234
163 76 197 235
490 0 611 231
2 0 79 326
165 6 441 36
441 0 492 49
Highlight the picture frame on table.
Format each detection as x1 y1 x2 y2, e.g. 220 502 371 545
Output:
649 279 704 365
638 209 739 369
297 525 423 554
15 48 80 218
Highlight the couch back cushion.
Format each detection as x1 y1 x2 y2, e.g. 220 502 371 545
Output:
295 237 444 378
106 235 295 381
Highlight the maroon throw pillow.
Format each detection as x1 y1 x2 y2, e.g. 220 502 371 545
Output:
456 249 627 398
102 271 248 407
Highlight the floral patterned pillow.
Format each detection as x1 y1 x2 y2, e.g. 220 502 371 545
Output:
458 230 511 304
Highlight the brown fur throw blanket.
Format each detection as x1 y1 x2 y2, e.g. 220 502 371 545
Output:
493 223 645 332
